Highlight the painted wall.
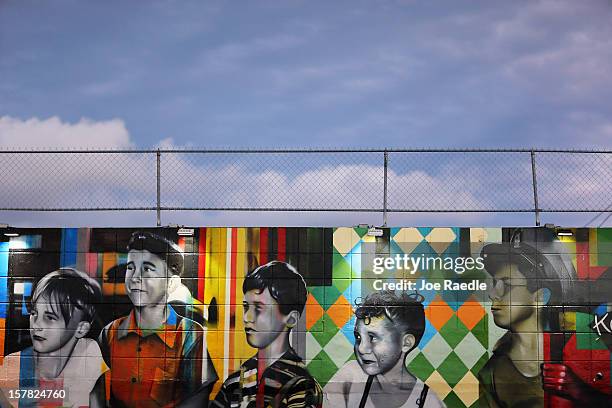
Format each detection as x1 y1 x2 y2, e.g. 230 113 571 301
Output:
0 227 610 407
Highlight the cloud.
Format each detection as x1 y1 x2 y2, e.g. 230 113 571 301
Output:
0 120 608 227
419 0 612 102
0 116 153 215
0 116 133 149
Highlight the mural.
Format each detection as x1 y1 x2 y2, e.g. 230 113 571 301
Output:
0 226 609 407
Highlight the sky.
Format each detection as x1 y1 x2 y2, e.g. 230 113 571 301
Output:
0 0 610 227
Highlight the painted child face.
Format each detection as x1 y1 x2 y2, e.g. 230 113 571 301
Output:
488 263 539 331
29 297 84 354
125 249 169 307
354 316 403 376
243 288 289 349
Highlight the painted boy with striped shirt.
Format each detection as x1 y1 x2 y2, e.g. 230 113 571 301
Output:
212 261 322 408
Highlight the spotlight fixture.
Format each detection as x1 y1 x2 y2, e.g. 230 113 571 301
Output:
177 228 195 237
367 227 384 237
1 225 19 237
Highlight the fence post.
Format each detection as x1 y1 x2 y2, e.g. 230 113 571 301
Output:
530 150 540 226
383 150 388 227
156 149 161 227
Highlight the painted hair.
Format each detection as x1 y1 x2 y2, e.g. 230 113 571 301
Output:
355 290 426 346
127 231 184 276
243 260 308 316
31 268 102 324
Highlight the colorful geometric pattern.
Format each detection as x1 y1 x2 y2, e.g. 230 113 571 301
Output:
307 227 612 407
302 228 494 407
0 227 611 407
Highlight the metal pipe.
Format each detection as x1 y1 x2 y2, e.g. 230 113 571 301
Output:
157 149 161 227
383 150 388 227
531 150 540 226
0 148 609 154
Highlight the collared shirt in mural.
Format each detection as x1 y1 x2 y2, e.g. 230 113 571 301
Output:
0 338 108 407
98 305 217 408
211 347 323 408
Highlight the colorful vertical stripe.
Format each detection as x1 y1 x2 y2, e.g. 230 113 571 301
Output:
60 228 78 267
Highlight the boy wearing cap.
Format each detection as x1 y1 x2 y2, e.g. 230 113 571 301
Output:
211 261 323 408
477 228 574 407
97 231 217 407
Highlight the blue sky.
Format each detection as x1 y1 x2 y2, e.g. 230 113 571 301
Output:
0 0 610 227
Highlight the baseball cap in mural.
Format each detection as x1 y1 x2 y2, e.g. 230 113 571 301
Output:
480 228 575 305
127 231 184 275
481 229 542 276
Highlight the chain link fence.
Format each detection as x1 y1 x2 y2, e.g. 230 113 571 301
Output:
0 149 610 226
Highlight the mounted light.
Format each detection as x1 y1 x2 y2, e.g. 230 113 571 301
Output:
367 227 384 237
177 228 194 237
556 229 573 237
2 225 19 237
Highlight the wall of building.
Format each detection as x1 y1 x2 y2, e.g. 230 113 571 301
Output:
0 227 610 407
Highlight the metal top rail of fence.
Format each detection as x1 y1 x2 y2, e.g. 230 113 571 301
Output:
0 148 610 226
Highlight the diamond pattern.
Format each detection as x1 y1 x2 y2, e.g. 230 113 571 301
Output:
332 252 352 280
323 330 354 368
325 227 509 407
333 228 360 256
425 296 454 331
309 315 338 347
406 352 435 381
439 315 469 349
309 285 341 310
454 332 487 369
425 228 457 254
305 332 322 361
326 295 352 329
421 332 452 368
443 391 467 408
438 351 469 387
392 228 424 254
426 370 452 400
305 293 324 330
457 297 486 330
307 350 337 387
